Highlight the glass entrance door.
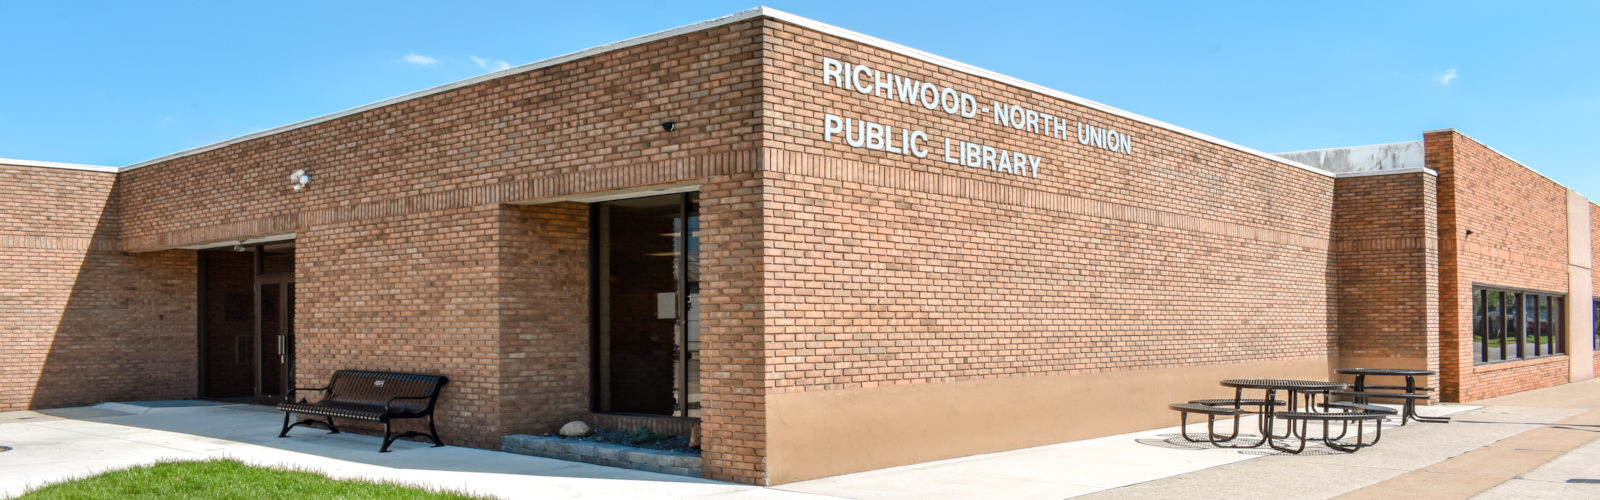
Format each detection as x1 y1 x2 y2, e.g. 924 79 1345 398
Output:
255 277 294 403
593 192 700 417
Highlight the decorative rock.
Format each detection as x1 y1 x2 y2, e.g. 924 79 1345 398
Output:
689 424 701 449
559 421 592 437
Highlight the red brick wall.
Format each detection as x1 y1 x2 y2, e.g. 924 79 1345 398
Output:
696 170 768 482
0 163 196 411
292 205 504 447
1331 173 1440 383
495 203 589 436
106 20 768 477
114 21 765 252
1430 130 1571 401
756 18 1337 399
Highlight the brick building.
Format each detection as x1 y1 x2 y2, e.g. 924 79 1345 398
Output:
0 8 1595 485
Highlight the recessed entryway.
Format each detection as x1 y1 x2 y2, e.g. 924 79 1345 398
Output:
591 193 700 418
199 242 295 404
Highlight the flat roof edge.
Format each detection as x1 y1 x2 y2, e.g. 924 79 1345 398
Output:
118 6 1331 178
1334 167 1438 178
0 158 120 173
1275 140 1424 156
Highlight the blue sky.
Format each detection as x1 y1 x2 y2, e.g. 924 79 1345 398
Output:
2 1 1595 198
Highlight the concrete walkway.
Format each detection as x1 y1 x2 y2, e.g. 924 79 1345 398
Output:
2 378 1597 499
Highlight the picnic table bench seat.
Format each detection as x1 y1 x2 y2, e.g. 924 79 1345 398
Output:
1357 385 1434 392
1169 403 1247 446
277 370 449 452
1330 390 1428 402
1271 410 1387 453
1187 398 1285 407
1320 401 1398 415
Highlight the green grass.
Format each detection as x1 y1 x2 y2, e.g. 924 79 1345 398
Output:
20 459 490 500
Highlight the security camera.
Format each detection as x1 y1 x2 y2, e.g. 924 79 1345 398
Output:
661 121 676 132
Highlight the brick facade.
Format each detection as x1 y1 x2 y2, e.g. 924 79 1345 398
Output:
758 17 1336 399
0 9 1592 486
1431 130 1572 401
0 163 195 411
1331 173 1440 393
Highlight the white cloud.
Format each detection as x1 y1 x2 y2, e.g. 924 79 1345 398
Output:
404 52 439 66
1439 68 1458 85
472 55 512 72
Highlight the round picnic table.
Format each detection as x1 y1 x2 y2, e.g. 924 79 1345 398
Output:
1217 379 1346 448
1336 368 1450 424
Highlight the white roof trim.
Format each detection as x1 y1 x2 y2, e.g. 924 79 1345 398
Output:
118 7 1330 178
0 158 120 173
1334 167 1438 178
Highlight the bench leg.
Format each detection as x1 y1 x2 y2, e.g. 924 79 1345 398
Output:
1267 417 1307 454
279 411 293 438
425 413 444 447
323 416 340 434
380 421 395 453
377 417 445 452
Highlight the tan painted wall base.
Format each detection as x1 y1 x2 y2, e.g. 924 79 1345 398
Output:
764 357 1332 484
1568 266 1594 381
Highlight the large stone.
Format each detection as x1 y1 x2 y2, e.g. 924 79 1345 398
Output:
559 420 592 437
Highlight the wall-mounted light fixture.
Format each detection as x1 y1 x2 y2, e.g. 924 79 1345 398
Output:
289 169 312 191
231 240 249 252
1465 229 1475 237
660 121 677 132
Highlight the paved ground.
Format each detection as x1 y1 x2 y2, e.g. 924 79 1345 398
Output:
1 378 1596 499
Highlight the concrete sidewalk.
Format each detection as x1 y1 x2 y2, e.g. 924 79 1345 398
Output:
2 378 1597 499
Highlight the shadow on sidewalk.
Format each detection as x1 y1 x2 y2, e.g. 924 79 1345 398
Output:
30 401 717 485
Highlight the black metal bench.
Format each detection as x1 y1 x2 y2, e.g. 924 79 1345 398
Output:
277 370 449 452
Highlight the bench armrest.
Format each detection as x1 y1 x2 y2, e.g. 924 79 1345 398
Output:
286 385 331 402
383 395 436 413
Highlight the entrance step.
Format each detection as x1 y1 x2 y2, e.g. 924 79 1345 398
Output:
502 434 702 477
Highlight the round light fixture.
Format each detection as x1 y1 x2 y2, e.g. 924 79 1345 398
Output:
289 169 312 191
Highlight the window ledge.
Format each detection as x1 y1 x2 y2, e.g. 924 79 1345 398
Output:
1473 355 1567 373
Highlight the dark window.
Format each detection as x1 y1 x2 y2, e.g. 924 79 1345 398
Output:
1471 286 1565 365
1593 299 1599 350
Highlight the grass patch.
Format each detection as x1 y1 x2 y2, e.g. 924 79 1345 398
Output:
20 459 489 499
